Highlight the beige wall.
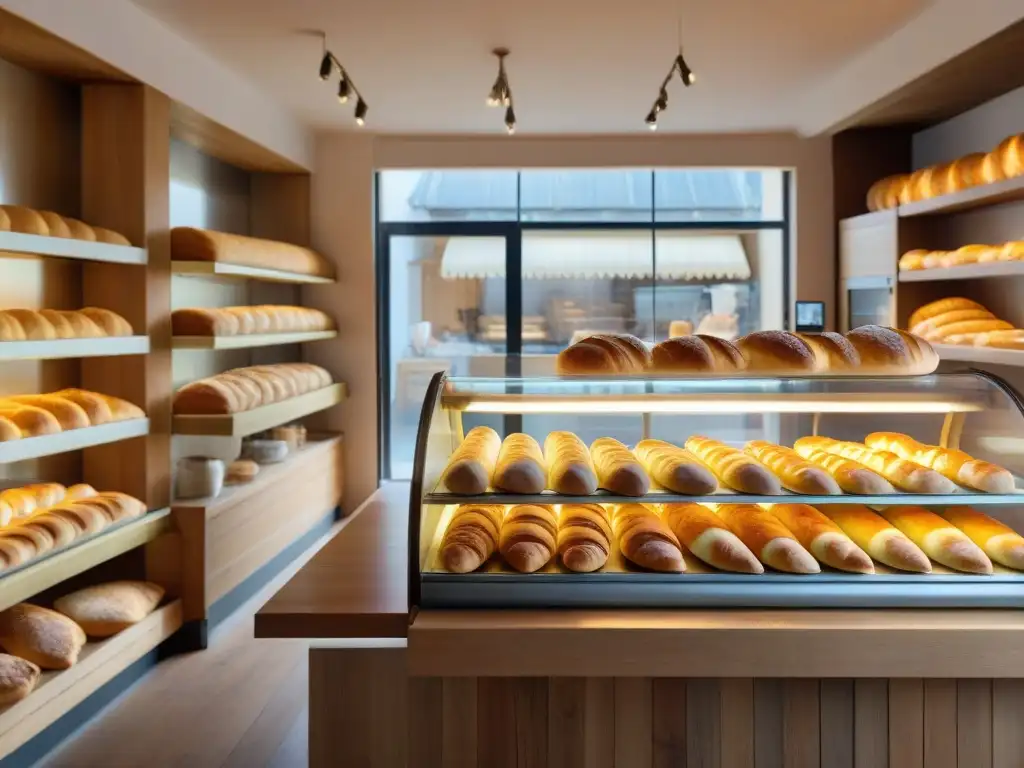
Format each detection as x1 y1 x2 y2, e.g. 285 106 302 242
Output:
305 131 834 511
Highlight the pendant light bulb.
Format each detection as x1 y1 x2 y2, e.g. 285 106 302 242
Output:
354 98 368 126
337 77 350 104
655 90 668 113
504 104 516 134
487 81 503 107
645 109 658 130
319 52 333 81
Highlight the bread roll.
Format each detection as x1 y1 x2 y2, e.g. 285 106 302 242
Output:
817 504 930 572
685 436 782 495
743 441 841 495
5 395 89 430
611 503 685 572
790 446 894 495
65 484 97 501
995 133 1023 179
794 332 860 371
712 503 819 573
878 506 992 574
0 416 19 442
866 175 904 211
171 227 333 278
941 506 1024 571
79 308 132 337
969 329 1024 349
634 439 717 495
174 379 241 415
0 532 36 569
660 502 763 573
557 503 613 573
36 310 74 339
864 432 1014 493
844 326 933 374
57 311 105 338
925 319 1013 341
733 331 823 374
439 504 504 573
0 404 62 437
898 250 929 271
557 333 652 375
766 503 874 573
54 581 164 638
998 241 1024 261
0 312 26 341
493 433 546 494
61 218 96 241
544 431 598 496
649 335 745 374
19 483 66 509
499 504 557 572
52 389 113 425
908 298 987 329
0 309 56 340
0 604 86 669
910 309 995 337
37 211 71 238
440 426 501 495
0 500 11 528
19 511 77 548
0 206 48 235
99 394 145 421
0 207 9 231
225 307 257 335
46 502 109 536
668 320 693 338
940 244 993 267
591 437 649 496
226 459 260 484
171 308 240 337
0 654 40 705
795 436 955 494
91 227 131 246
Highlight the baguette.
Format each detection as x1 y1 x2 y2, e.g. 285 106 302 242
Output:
766 503 874 573
557 504 613 573
817 504 930 572
744 441 841 495
908 298 987 329
864 432 1014 493
925 319 1013 341
440 426 501 495
544 431 598 496
898 249 929 271
591 437 650 497
499 504 557 572
439 504 504 573
611 503 685 572
878 505 993 574
660 503 763 573
711 503 819 573
910 309 994 337
733 330 822 374
794 332 860 371
557 333 652 375
51 389 113 425
5 395 90 430
633 439 717 495
941 506 1024 571
685 436 782 495
794 437 955 494
793 446 895 494
493 433 546 494
0 404 62 437
648 335 745 374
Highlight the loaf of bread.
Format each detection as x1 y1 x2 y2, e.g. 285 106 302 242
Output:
557 333 652 375
0 206 48 235
865 174 909 211
440 426 501 495
648 335 745 374
37 211 70 238
0 390 142 436
0 205 130 244
908 298 987 329
591 437 650 496
171 227 334 278
924 319 1013 341
793 447 895 495
544 431 598 496
499 504 557 573
795 332 861 371
0 417 19 442
0 604 86 669
611 503 685 572
50 389 111 425
54 581 164 638
941 506 1024 571
660 503 763 573
911 308 996 337
668 320 693 338
0 403 61 438
633 439 715 495
5 395 89 430
226 459 260 485
744 441 841 495
967 330 1024 349
898 250 928 271
0 654 40 705
711 503 819 573
171 306 335 337
817 504 931 572
172 363 333 415
794 437 955 494
92 227 131 246
864 432 1014 493
878 505 993 574
62 218 96 241
995 133 1023 178
844 326 938 375
492 434 546 494
685 436 782 495
733 331 823 374
766 503 874 573
0 308 130 341
557 503 613 572
0 483 68 519
439 504 504 573
0 207 9 231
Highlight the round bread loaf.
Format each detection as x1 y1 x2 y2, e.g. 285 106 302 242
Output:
0 207 9 231
7 395 89 430
79 308 132 336
0 206 48 236
557 333 651 375
979 151 1006 184
908 298 987 329
0 653 40 705
733 331 822 374
0 416 20 442
844 326 937 374
91 227 131 246
649 335 745 373
995 133 1023 179
898 250 928 271
795 332 860 370
54 581 164 638
899 169 928 204
61 217 96 241
65 484 97 501
226 459 260 484
0 310 56 341
37 212 71 238
0 313 26 341
0 604 86 670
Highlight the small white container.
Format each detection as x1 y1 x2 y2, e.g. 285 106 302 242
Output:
243 439 290 464
176 456 225 500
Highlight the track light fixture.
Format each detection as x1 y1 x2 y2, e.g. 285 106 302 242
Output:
487 48 516 134
316 32 368 127
643 5 695 130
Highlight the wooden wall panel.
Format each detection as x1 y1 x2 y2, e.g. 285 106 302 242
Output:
924 679 958 768
686 679 721 768
719 678 754 768
819 680 854 768
992 680 1024 768
853 680 888 768
548 678 586 768
615 678 653 768
782 679 820 768
652 678 687 768
888 679 924 768
442 677 477 768
957 680 992 768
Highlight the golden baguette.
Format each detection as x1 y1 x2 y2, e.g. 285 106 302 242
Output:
634 439 717 495
685 437 782 495
499 504 557 573
766 503 874 573
591 438 649 497
941 506 1024 571
711 504 819 574
557 504 613 573
817 505 931 572
659 503 763 573
877 505 993 574
793 447 895 495
744 441 841 495
611 503 685 572
493 433 546 494
544 431 598 496
864 432 1014 493
794 437 955 494
440 426 501 495
439 504 504 573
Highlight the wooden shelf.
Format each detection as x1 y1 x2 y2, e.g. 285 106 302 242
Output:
0 336 150 361
0 599 183 759
898 174 1024 218
172 383 346 437
934 344 1024 367
899 262 1024 283
0 509 172 614
0 231 146 266
172 330 336 350
0 419 149 464
171 260 334 284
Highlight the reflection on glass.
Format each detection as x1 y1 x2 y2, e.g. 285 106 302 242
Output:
379 170 518 222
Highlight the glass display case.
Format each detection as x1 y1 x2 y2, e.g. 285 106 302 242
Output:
409 371 1024 609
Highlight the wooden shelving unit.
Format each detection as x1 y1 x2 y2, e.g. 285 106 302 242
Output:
170 260 334 284
0 419 149 463
171 384 346 437
0 336 150 361
933 344 1024 367
0 231 146 265
172 330 336 350
898 262 1024 283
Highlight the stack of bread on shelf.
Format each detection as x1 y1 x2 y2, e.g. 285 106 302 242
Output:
0 307 133 341
866 132 1024 211
556 327 938 376
899 241 1024 272
908 298 1024 348
171 305 334 337
0 205 131 245
171 227 333 279
438 499 1024 576
0 581 164 705
172 363 333 415
0 390 145 442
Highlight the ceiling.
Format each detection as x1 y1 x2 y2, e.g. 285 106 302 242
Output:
131 0 933 134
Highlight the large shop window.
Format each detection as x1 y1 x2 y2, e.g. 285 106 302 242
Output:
377 168 790 479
